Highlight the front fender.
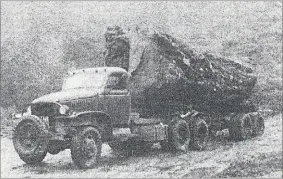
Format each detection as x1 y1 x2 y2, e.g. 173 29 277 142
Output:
55 111 113 141
72 111 111 119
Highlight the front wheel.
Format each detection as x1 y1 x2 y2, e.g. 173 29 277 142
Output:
13 115 49 164
71 126 102 169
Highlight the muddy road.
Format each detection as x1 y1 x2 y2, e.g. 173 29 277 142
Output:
1 114 282 178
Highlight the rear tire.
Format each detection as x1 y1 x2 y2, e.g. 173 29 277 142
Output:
13 115 49 165
165 117 190 152
256 115 265 136
47 141 62 155
251 113 265 137
71 126 102 169
190 117 209 150
160 141 172 151
229 114 253 141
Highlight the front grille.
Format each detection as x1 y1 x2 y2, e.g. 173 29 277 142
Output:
68 99 88 109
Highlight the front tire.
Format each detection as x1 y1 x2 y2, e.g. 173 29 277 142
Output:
71 126 102 169
13 115 49 164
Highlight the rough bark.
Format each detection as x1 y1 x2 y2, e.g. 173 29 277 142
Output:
105 29 257 117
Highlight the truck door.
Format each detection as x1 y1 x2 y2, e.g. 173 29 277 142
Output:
103 72 131 127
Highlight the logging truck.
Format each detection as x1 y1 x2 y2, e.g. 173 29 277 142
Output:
12 67 264 169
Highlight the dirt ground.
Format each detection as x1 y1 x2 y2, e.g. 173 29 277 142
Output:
1 114 282 178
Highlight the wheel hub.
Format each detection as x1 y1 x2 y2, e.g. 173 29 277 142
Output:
83 135 97 158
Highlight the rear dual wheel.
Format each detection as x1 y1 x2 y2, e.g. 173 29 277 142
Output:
190 117 209 151
161 116 209 152
256 116 265 136
251 114 265 137
229 113 265 141
229 113 253 141
161 117 191 152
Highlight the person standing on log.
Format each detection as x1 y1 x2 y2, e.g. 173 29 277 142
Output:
104 26 130 71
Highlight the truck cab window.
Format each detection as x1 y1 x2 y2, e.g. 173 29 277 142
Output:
106 73 127 90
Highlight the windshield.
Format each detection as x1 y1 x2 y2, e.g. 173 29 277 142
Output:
62 73 106 91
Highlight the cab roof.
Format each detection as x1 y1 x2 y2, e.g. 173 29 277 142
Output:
68 67 130 77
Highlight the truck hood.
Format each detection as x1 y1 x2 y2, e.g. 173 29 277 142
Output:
32 88 104 103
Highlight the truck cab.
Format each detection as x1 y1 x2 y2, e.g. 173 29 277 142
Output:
31 67 131 126
12 67 136 169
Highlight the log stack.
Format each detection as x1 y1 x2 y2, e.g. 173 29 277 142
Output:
105 28 257 117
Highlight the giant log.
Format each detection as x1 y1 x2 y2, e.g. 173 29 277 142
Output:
105 28 257 117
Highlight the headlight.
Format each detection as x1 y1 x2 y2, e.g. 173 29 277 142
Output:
59 105 69 115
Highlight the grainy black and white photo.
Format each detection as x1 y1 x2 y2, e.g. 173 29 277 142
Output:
1 1 282 178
